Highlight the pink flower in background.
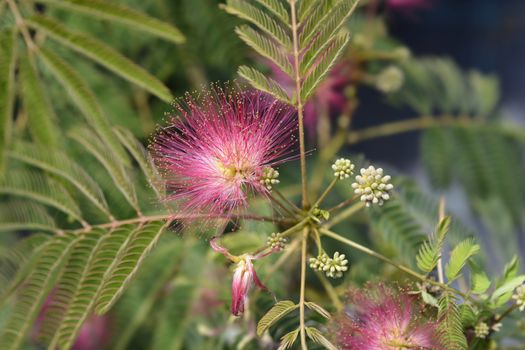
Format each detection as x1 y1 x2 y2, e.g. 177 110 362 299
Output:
33 297 110 350
210 238 271 316
151 87 297 221
336 284 444 350
386 0 432 13
267 60 352 135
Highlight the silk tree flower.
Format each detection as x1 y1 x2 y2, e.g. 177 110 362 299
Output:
210 238 274 316
266 60 353 135
335 284 444 350
151 87 297 221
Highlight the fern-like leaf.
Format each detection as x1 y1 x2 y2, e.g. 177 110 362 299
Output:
0 234 49 305
0 29 16 175
278 328 300 350
9 141 112 219
235 25 293 76
238 65 291 103
19 54 60 147
26 15 172 102
40 229 105 346
38 47 130 166
415 216 450 274
0 200 56 232
256 300 298 336
0 169 83 224
54 224 137 349
113 126 165 200
300 33 349 102
95 220 168 314
300 0 358 74
37 0 185 44
445 238 480 282
69 128 140 214
437 292 468 350
305 327 338 350
223 0 291 48
256 0 289 24
0 234 79 350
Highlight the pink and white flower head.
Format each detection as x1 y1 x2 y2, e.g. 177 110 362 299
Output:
210 238 274 316
151 86 297 222
335 284 444 350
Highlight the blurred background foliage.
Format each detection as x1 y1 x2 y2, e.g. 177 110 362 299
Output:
0 0 524 349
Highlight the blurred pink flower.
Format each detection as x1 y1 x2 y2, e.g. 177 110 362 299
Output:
386 0 432 13
336 284 444 350
151 87 297 221
267 60 352 135
210 238 272 316
33 296 110 350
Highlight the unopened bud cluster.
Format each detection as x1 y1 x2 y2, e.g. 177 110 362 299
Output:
267 232 287 251
309 252 348 279
474 322 490 339
260 167 280 191
512 284 525 311
352 166 394 207
376 65 404 93
332 158 354 180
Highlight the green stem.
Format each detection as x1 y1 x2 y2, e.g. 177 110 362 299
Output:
312 178 337 208
299 227 308 350
320 228 472 300
273 188 302 213
347 115 473 144
290 0 309 209
325 202 365 229
315 271 343 311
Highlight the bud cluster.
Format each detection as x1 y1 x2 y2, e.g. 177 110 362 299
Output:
260 167 280 191
267 232 287 251
309 252 349 279
474 322 490 339
332 158 354 180
352 166 394 207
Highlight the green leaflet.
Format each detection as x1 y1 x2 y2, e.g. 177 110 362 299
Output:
26 15 173 102
36 0 185 44
256 300 298 336
238 65 292 103
0 169 83 224
113 126 165 200
37 47 130 166
0 233 79 350
54 224 137 349
0 29 16 176
445 238 480 282
69 128 140 214
9 141 112 220
95 220 168 314
0 200 56 232
300 33 349 102
256 0 289 24
235 25 293 76
0 234 49 306
415 216 450 274
19 54 60 148
40 229 106 347
223 0 291 48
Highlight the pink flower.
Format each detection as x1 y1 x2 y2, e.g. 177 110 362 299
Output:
336 284 444 350
386 0 432 13
151 87 297 221
210 238 272 316
266 60 352 136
